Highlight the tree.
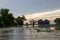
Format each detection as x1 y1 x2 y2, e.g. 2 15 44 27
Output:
21 15 26 20
0 16 4 27
54 18 60 25
16 16 23 27
54 18 60 30
7 13 15 26
0 8 26 27
16 15 26 27
0 8 15 27
30 19 36 28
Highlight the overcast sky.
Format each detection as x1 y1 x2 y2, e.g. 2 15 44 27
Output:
0 0 60 16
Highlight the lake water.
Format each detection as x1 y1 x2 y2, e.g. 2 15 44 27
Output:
0 27 60 40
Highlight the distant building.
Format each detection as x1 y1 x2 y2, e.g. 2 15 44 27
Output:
38 19 44 28
44 19 50 25
43 19 50 28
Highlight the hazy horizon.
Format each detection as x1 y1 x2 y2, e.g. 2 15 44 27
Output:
25 9 60 20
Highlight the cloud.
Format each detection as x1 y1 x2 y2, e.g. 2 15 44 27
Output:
25 9 60 20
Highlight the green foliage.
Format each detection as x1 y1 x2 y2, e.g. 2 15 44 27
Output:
0 8 15 27
54 25 60 30
21 15 26 20
0 8 26 27
16 16 22 25
49 24 60 30
16 15 26 27
54 18 60 25
0 17 4 27
30 19 36 28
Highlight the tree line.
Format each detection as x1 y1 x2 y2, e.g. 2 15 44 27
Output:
0 8 60 28
0 8 26 27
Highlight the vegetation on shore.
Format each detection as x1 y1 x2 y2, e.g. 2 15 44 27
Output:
0 8 26 27
0 8 60 30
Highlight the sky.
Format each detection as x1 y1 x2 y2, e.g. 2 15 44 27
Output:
0 0 60 16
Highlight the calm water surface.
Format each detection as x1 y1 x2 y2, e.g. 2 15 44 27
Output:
0 27 60 40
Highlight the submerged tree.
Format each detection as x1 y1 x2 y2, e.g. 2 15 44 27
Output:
30 19 36 28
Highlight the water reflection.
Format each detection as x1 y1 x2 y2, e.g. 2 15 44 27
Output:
0 30 9 40
0 27 60 40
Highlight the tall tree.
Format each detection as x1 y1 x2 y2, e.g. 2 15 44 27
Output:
7 13 15 26
16 15 26 27
0 8 15 27
16 16 23 27
29 19 36 28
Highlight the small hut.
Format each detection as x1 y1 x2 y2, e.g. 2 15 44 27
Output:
43 19 50 28
38 19 44 28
